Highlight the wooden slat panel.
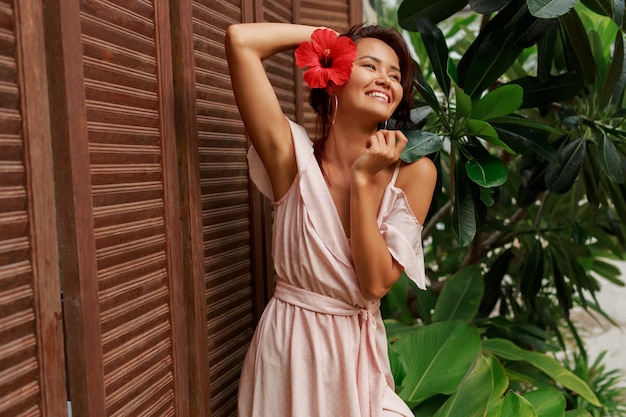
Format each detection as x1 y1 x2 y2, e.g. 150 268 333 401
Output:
80 1 188 416
44 0 188 415
0 0 66 416
191 1 257 415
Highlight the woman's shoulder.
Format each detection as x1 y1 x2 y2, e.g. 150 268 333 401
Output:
398 157 437 185
395 157 438 224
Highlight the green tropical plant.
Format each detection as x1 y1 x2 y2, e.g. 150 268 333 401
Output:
374 0 626 415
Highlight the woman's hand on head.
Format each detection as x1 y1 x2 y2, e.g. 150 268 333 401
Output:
351 129 407 183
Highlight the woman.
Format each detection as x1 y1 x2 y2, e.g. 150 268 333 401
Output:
225 22 437 417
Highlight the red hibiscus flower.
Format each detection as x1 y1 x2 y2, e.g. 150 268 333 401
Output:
294 28 357 89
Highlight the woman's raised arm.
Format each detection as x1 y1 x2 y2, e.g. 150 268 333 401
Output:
225 23 317 200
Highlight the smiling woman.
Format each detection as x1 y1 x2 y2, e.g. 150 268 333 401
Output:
225 22 437 417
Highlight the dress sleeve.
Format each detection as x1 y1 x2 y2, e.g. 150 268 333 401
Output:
246 118 315 201
247 144 275 200
378 189 427 290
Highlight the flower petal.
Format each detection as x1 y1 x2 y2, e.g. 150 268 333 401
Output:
296 28 356 89
294 42 319 69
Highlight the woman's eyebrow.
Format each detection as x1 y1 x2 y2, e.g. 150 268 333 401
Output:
358 55 401 73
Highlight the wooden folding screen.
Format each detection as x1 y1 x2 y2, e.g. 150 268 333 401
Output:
44 0 189 415
0 1 67 416
0 0 361 416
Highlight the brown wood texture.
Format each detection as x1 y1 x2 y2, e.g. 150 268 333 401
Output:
191 1 257 415
168 0 212 415
44 0 190 415
0 0 363 415
0 0 66 415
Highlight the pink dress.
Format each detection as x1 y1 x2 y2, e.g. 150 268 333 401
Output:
239 119 426 417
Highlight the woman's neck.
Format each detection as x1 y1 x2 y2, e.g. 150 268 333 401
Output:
322 123 376 170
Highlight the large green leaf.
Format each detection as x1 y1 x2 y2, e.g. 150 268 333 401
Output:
455 84 472 118
511 73 585 108
415 62 443 113
600 32 625 109
433 356 493 417
527 0 577 18
482 338 601 406
580 0 622 28
514 13 557 48
469 0 510 14
597 133 625 183
560 9 596 85
466 119 515 153
544 137 586 194
537 21 558 82
400 130 443 162
479 249 514 318
564 409 593 417
522 389 566 417
416 18 450 97
520 238 545 298
452 159 477 246
491 118 559 163
499 391 538 417
398 0 469 30
395 320 481 406
485 356 509 415
463 31 523 97
432 265 484 322
457 0 525 87
471 84 524 121
465 155 508 188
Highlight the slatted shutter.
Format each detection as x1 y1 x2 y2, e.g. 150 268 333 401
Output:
43 1 189 416
0 1 66 416
190 1 258 416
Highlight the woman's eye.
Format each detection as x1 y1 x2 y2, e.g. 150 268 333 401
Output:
363 63 375 70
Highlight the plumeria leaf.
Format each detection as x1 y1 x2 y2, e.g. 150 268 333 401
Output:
469 0 510 14
544 137 586 194
453 160 477 246
560 9 596 85
597 133 625 183
490 118 559 163
480 186 495 207
398 0 469 30
471 84 523 121
400 130 443 162
510 74 584 108
527 0 578 18
466 119 515 153
448 57 460 86
463 31 523 97
416 18 451 97
465 155 508 188
600 32 625 109
456 84 472 118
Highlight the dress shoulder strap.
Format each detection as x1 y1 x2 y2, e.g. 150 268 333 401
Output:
390 160 401 186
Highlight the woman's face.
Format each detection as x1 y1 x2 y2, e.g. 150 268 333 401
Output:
336 37 403 126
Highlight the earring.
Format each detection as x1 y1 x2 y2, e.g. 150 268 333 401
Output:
383 120 388 130
331 95 338 125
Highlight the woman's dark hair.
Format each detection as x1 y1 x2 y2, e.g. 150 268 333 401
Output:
309 24 417 147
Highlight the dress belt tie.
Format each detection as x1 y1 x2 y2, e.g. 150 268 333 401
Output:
274 279 385 417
